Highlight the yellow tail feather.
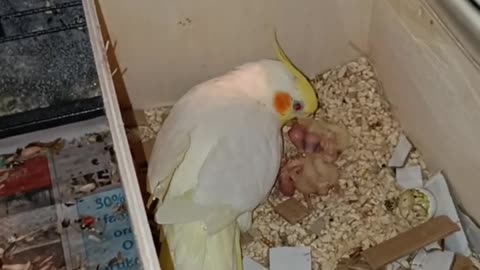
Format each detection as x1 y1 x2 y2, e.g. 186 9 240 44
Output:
159 222 243 270
234 225 244 270
159 226 175 270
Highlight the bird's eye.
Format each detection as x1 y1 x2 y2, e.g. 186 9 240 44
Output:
293 101 303 111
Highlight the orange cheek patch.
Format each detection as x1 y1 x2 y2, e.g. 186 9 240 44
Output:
273 92 292 114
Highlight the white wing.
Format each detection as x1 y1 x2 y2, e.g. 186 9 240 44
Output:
154 99 282 235
194 118 282 213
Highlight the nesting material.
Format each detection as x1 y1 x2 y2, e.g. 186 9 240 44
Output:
395 165 423 190
136 57 443 270
274 198 310 225
309 218 327 236
269 247 311 270
389 134 412 168
241 232 255 246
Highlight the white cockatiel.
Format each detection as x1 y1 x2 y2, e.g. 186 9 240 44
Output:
147 35 319 270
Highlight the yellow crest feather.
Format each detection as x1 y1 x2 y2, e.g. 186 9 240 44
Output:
274 32 305 81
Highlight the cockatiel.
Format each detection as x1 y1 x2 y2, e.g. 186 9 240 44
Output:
147 34 319 270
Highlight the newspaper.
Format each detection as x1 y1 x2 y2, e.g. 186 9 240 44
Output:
0 122 143 270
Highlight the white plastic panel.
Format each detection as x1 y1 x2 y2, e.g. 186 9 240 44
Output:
370 0 480 222
98 0 372 108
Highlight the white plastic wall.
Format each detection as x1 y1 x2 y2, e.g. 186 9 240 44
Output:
98 0 373 107
369 0 480 228
93 0 480 268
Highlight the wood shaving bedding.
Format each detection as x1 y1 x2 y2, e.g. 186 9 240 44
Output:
135 57 434 270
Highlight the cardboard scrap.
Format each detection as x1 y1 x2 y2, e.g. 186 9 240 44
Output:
388 134 412 167
452 255 477 270
425 172 471 256
336 256 378 270
362 215 460 269
395 165 423 189
248 228 262 239
269 247 311 270
411 249 455 270
335 259 374 270
274 198 309 224
243 256 267 270
309 218 327 235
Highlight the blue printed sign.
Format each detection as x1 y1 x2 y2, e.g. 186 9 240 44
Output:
76 187 142 270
